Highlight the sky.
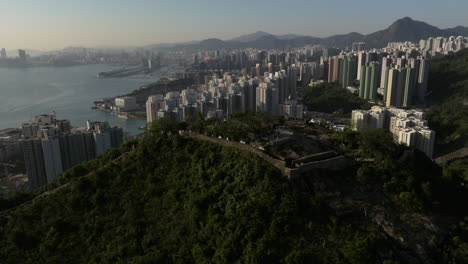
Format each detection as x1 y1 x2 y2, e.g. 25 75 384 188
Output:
1 0 468 51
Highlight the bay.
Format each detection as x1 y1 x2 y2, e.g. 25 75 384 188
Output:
0 65 159 135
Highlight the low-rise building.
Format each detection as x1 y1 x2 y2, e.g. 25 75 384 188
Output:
115 96 137 112
351 106 435 158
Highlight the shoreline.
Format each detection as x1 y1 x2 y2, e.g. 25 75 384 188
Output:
0 64 154 136
93 77 194 117
95 108 146 121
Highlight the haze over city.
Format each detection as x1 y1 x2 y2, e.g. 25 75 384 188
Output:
2 0 468 50
1 1 468 263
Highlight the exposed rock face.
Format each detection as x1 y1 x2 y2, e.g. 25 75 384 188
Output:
299 168 448 263
370 206 444 263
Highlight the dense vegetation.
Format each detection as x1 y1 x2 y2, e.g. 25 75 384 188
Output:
188 111 280 142
1 49 468 264
443 157 468 183
333 129 468 263
0 123 394 263
333 129 467 214
302 82 371 115
0 117 466 263
427 49 468 154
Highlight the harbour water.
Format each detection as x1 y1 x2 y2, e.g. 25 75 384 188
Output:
0 65 160 135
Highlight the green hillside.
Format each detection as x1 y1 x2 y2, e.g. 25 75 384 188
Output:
0 118 467 263
302 82 371 115
427 49 468 155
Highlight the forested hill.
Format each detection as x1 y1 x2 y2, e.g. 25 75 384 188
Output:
0 118 467 263
427 48 468 156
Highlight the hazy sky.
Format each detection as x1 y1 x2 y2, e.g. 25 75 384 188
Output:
1 0 468 50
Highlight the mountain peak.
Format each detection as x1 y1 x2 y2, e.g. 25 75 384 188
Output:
388 17 440 31
390 17 421 28
397 16 414 22
363 17 445 48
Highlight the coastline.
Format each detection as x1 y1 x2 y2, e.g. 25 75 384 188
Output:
95 108 146 120
93 77 194 120
0 64 151 134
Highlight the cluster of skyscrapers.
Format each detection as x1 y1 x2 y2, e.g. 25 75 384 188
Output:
21 113 123 189
8 34 465 192
352 106 435 158
147 34 466 158
146 69 305 123
419 36 468 55
147 50 319 123
191 47 332 80
385 36 467 56
327 47 430 108
188 35 468 111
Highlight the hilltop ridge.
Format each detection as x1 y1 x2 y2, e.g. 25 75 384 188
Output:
0 114 466 263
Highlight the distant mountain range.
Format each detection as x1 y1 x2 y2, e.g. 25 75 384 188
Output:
228 31 308 42
16 17 468 54
155 17 468 51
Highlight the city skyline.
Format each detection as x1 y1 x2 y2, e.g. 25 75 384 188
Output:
2 0 468 50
